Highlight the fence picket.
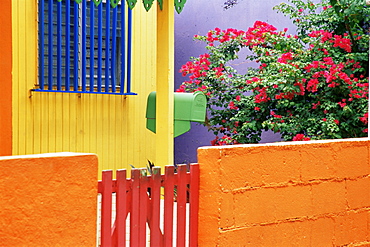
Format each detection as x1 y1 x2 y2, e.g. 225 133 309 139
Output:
176 165 187 247
189 164 200 247
139 171 148 247
149 167 162 246
101 170 113 247
130 169 140 247
163 166 175 247
116 169 127 247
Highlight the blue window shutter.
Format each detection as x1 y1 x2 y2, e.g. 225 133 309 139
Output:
36 0 135 95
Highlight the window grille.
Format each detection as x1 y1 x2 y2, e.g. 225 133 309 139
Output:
35 0 135 95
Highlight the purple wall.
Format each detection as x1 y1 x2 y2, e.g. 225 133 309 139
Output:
174 0 297 164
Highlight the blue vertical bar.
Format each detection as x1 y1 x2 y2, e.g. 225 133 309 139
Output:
57 1 62 90
81 0 87 92
90 1 95 92
105 2 110 92
48 0 53 90
65 0 70 91
127 8 132 93
97 3 102 92
39 0 45 90
120 1 125 94
111 7 117 92
73 1 79 91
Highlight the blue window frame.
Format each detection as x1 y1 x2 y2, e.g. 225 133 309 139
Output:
36 0 135 95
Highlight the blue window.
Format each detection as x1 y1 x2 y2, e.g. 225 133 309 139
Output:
36 0 135 95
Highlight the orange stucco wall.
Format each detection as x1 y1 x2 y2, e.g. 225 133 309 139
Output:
0 153 98 247
198 138 370 246
0 0 12 156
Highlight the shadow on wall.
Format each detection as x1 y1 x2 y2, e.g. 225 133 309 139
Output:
174 0 297 164
174 123 282 164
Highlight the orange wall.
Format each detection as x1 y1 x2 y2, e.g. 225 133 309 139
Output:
198 138 370 246
0 153 98 246
0 0 12 156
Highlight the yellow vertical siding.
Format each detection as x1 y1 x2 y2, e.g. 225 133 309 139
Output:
156 1 174 167
12 0 158 177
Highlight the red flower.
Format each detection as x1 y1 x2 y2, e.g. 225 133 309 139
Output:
306 79 319 92
312 101 321 109
338 99 346 108
228 101 238 110
210 136 219 146
243 21 278 47
309 30 333 43
270 111 282 119
277 52 293 64
292 134 311 141
213 67 224 78
294 82 305 95
176 84 186 92
359 112 368 124
251 77 260 82
254 86 270 103
333 35 352 52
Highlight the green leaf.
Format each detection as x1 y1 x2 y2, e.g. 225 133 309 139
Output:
126 0 137 9
157 0 163 10
111 0 120 8
143 0 154 11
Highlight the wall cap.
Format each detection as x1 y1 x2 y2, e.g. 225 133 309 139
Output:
0 152 97 160
198 137 370 150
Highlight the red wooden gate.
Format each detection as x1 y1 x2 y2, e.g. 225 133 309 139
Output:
97 164 199 247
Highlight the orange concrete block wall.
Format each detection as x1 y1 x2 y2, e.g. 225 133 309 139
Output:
198 138 370 246
0 153 98 247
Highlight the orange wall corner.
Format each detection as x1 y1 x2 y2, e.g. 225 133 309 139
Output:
0 152 98 246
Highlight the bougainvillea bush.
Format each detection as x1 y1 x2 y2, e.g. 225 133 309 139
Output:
176 0 369 145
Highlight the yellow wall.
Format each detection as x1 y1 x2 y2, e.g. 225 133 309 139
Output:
12 0 159 175
156 0 175 168
0 0 12 156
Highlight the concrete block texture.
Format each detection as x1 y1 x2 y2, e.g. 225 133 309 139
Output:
198 138 370 246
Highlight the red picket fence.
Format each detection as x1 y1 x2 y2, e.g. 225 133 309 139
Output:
97 164 199 247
